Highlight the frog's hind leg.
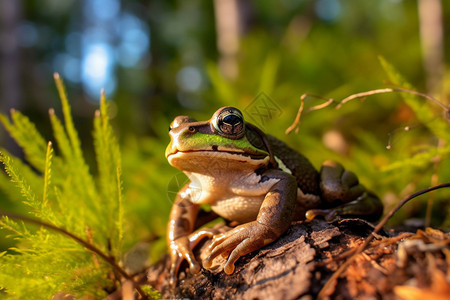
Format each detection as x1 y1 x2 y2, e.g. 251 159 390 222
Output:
306 160 383 222
306 192 383 222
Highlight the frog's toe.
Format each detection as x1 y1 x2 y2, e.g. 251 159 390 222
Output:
305 208 338 222
168 235 203 286
169 255 181 286
203 232 240 269
222 237 257 274
204 221 279 273
307 192 383 222
224 259 236 274
188 228 216 248
169 252 200 286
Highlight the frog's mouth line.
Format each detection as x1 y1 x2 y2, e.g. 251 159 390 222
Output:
167 150 268 161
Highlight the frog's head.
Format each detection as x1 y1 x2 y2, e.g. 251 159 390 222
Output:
166 107 274 173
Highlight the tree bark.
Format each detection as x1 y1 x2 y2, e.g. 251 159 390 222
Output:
147 218 450 299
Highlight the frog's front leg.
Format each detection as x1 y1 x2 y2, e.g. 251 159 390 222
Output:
167 184 215 285
203 170 297 274
306 160 383 221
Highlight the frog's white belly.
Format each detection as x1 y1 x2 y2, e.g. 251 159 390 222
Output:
186 171 281 223
211 195 265 223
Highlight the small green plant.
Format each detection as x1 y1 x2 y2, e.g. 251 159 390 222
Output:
283 58 450 227
0 74 153 298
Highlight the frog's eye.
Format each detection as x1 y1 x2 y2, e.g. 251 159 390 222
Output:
213 107 245 138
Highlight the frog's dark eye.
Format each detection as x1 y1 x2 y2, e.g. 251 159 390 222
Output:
213 107 245 138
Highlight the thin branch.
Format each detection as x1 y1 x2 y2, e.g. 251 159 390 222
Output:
288 87 449 136
285 94 335 135
336 87 449 112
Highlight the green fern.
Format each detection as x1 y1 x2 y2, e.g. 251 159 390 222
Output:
0 74 126 298
379 58 450 169
379 58 450 227
379 57 450 142
382 144 450 172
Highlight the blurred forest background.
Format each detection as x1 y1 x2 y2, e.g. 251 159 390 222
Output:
0 0 449 256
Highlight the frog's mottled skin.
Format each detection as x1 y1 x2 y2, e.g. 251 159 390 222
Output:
165 107 382 285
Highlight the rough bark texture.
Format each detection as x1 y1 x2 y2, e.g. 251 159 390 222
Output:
147 218 450 299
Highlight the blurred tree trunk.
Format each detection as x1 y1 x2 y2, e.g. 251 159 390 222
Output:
418 0 444 94
417 0 445 228
213 0 241 80
0 0 21 113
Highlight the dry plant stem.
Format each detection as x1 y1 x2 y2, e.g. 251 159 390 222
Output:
336 88 449 112
287 87 449 136
285 94 305 135
287 87 449 140
317 183 450 299
285 94 334 135
0 211 150 299
85 225 101 268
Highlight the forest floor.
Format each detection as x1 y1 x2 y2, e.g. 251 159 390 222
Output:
146 218 450 300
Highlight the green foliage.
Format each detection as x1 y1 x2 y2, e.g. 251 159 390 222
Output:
0 75 124 298
203 51 450 227
380 57 450 142
379 59 450 173
379 58 450 227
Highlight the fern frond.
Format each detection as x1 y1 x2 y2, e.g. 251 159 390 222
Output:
382 144 450 172
53 73 83 160
48 107 94 232
42 142 53 208
0 111 47 172
93 90 123 257
115 166 124 253
0 76 137 298
53 73 98 212
379 57 450 142
0 152 38 213
0 244 110 299
0 150 40 204
0 216 28 241
0 151 58 226
49 108 73 162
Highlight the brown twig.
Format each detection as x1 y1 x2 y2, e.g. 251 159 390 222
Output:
288 87 449 136
336 87 449 113
285 94 335 135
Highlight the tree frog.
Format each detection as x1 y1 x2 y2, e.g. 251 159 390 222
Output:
166 106 382 284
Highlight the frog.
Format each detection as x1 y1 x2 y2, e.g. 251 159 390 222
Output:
165 106 383 285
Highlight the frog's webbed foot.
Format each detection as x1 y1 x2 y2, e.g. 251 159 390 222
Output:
203 221 278 275
310 160 383 222
319 160 365 203
306 192 383 222
168 228 218 286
